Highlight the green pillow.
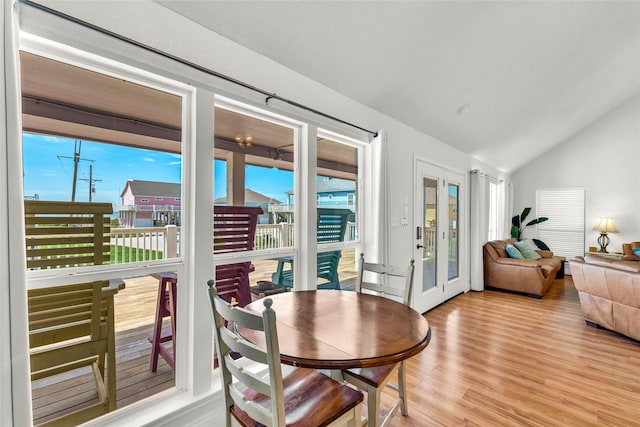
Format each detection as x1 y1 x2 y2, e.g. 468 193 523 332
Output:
516 241 542 260
505 244 524 259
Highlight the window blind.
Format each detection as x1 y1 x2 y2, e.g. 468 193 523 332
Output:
535 188 585 260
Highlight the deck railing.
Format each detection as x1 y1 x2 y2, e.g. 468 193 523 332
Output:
108 222 359 264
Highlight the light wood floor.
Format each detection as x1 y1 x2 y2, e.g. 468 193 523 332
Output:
32 275 640 426
383 277 640 427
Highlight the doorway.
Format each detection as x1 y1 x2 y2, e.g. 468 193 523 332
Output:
413 160 466 313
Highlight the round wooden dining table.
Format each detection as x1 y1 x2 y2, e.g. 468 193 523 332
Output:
243 290 431 370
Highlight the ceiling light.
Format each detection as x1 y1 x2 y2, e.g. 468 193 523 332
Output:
235 135 253 148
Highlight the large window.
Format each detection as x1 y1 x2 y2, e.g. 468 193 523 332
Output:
8 16 370 426
536 188 585 260
20 51 187 423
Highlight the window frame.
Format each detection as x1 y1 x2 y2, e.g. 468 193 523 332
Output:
535 187 586 259
7 7 372 426
14 25 205 425
19 42 192 290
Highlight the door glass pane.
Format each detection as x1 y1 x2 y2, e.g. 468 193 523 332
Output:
448 183 459 280
422 177 437 292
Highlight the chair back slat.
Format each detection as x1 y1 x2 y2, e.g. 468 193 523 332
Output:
24 200 112 269
213 206 263 254
213 206 263 306
215 262 253 306
356 253 415 305
317 208 351 243
28 281 106 349
209 281 285 426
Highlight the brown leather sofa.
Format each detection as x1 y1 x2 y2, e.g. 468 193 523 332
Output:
569 254 640 341
622 241 640 261
483 238 562 297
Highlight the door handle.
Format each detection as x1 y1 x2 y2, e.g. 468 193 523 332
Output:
416 244 424 249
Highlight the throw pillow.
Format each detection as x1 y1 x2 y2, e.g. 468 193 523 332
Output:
522 239 540 250
515 241 542 260
505 244 524 259
633 248 640 256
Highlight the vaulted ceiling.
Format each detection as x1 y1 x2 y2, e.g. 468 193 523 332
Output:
158 1 640 173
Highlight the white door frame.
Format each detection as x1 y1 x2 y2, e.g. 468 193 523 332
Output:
412 159 468 313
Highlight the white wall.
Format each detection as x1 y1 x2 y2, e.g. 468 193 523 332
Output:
511 94 640 253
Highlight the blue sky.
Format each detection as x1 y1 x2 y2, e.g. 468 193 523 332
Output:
23 134 292 206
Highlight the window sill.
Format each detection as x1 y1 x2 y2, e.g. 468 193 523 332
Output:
82 375 223 427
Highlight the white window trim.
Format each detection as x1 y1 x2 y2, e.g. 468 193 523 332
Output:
3 2 28 424
7 5 373 426
14 25 204 426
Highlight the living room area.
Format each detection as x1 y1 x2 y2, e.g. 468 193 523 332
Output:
2 1 640 426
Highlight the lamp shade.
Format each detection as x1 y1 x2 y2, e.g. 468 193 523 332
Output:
594 217 619 233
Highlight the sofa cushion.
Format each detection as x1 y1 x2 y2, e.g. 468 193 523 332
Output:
486 238 517 259
515 241 542 260
505 244 524 259
521 239 540 250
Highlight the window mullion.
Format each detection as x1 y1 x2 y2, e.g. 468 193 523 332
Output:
296 124 317 290
181 88 214 395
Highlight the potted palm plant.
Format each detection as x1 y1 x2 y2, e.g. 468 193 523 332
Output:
511 207 548 241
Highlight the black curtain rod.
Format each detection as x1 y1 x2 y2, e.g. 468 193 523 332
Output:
19 0 378 138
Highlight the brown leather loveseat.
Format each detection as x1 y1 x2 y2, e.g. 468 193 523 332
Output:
569 254 640 341
483 238 562 297
622 241 640 261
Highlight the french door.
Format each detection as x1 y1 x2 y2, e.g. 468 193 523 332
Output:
413 160 466 313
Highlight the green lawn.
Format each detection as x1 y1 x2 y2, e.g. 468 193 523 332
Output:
111 245 163 263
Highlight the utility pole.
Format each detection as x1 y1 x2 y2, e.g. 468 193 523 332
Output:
71 140 80 202
80 164 102 202
58 140 94 202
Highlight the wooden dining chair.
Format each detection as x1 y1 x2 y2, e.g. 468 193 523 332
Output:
208 280 364 427
342 253 416 427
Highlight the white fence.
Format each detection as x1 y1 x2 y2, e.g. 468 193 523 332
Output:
110 226 178 264
109 222 358 264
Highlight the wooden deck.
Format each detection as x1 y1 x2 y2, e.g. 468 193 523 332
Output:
32 260 640 426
